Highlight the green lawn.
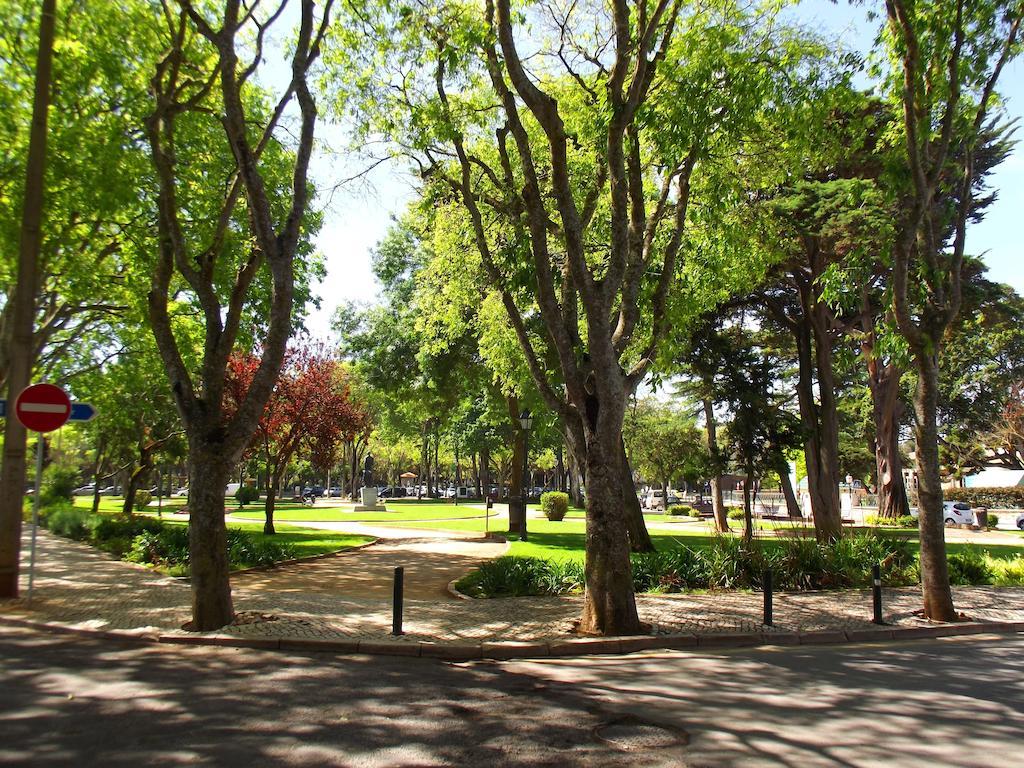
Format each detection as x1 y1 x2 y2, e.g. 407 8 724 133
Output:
157 518 374 562
229 503 486 523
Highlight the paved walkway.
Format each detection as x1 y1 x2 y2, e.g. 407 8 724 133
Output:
2 529 1023 653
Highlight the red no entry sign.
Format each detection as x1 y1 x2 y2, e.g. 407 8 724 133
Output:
15 383 71 433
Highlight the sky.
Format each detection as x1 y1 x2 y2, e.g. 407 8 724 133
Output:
300 1 1024 339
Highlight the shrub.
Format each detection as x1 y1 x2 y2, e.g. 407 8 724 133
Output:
667 505 696 517
226 528 296 568
864 514 917 528
126 526 191 567
91 515 163 543
457 556 585 597
133 490 152 511
727 508 745 520
992 555 1024 586
44 503 93 540
236 485 260 506
983 512 998 528
945 487 1024 509
540 491 569 521
947 547 994 585
40 465 78 507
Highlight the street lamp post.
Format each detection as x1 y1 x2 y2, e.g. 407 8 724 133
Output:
518 408 532 541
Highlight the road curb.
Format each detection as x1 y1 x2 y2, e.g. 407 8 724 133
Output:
2 612 1022 660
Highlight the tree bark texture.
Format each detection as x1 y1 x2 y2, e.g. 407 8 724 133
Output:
913 354 957 621
507 396 526 535
0 0 56 598
619 439 654 552
869 361 910 519
578 434 642 636
776 459 801 518
703 398 729 532
793 307 842 542
185 447 234 631
742 474 754 541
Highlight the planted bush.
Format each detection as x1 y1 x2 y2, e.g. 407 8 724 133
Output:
864 514 917 529
133 490 152 511
457 556 583 597
947 547 993 585
40 465 78 507
727 508 745 520
461 532 926 598
667 505 695 517
236 485 260 506
540 491 569 521
45 504 92 540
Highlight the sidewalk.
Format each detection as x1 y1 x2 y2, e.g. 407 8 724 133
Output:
2 530 1022 658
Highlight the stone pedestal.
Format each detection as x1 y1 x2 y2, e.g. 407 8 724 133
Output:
354 486 387 512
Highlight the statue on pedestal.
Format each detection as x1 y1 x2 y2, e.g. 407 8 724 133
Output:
362 454 374 489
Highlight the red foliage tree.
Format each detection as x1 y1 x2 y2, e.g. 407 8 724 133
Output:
226 343 368 534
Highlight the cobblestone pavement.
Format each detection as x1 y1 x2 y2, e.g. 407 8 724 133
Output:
2 530 1023 646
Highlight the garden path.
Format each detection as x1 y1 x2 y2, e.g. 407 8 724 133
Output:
227 518 508 601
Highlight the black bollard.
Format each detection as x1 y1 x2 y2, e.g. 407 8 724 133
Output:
393 566 404 635
872 563 884 625
763 569 773 626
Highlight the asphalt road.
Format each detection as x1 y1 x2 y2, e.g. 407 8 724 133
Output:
1 624 1020 767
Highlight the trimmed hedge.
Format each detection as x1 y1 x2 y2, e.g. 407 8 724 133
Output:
945 487 1024 509
540 491 569 521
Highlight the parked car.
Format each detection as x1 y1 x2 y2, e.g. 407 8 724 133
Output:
643 489 681 510
1015 512 1024 530
443 486 473 499
328 486 342 497
910 501 975 526
172 487 189 498
72 484 96 496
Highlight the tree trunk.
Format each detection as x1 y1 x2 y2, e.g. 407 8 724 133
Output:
480 444 490 499
264 470 280 536
0 0 56 599
556 443 565 492
186 447 234 631
870 361 910 519
742 473 754 541
810 298 844 539
568 448 584 508
507 397 526 535
776 458 801 518
619 438 653 552
578 433 642 636
913 353 957 622
793 312 842 541
702 398 729 533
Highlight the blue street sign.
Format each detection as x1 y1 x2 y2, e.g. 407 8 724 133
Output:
69 402 96 422
0 399 95 422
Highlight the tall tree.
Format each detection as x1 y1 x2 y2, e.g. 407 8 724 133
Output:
145 0 333 630
333 0 802 634
0 0 56 598
884 0 1022 621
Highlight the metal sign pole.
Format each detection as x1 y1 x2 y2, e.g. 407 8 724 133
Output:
27 434 43 606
